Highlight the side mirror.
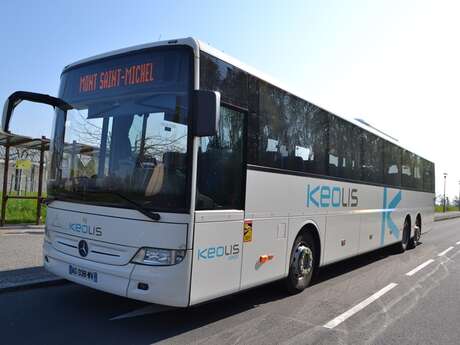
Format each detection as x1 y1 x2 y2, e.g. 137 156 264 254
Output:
192 90 220 137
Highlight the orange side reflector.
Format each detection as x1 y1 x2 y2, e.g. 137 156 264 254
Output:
259 255 274 263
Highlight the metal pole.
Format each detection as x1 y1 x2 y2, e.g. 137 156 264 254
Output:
70 140 77 178
458 181 460 212
1 141 10 226
443 173 447 212
36 137 45 225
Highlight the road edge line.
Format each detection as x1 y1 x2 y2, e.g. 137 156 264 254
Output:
405 259 435 276
438 246 454 257
323 282 398 329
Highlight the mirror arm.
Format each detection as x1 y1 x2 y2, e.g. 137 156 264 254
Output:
2 91 72 133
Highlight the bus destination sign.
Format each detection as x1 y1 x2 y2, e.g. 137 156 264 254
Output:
79 62 154 93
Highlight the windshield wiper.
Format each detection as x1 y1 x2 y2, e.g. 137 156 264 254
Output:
86 189 161 221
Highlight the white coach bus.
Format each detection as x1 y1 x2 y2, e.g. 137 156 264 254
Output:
2 38 435 307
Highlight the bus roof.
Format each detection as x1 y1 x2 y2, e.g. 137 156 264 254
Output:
197 40 408 153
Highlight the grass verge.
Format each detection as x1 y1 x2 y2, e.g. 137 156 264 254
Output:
0 193 46 224
434 205 459 213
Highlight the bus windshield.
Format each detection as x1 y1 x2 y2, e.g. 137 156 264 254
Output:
48 47 192 212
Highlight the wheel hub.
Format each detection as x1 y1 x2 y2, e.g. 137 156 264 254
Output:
414 225 421 243
294 245 313 277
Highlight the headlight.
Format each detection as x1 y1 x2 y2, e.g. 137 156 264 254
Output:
131 247 186 266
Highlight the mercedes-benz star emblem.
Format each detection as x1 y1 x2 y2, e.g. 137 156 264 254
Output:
78 240 89 257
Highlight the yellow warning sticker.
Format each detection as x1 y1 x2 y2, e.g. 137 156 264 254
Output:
243 220 253 243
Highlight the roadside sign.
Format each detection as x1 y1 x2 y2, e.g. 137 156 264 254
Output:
16 159 32 170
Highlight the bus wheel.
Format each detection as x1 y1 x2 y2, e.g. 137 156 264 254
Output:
409 218 421 249
286 232 316 294
396 218 410 253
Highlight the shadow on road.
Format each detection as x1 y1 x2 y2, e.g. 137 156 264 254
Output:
313 243 406 285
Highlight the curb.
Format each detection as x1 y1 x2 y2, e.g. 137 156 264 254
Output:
0 224 45 230
435 217 460 222
434 213 460 222
0 278 69 294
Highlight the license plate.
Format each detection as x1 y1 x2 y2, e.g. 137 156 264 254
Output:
68 264 98 283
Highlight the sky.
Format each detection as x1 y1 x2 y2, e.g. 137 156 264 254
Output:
1 0 459 199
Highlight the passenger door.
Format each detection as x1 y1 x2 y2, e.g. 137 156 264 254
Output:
190 106 246 305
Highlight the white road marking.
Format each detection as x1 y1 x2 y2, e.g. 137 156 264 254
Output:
456 241 460 245
323 283 398 329
110 304 174 321
405 259 435 276
438 246 454 256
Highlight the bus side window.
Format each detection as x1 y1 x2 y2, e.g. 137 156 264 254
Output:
361 132 384 184
196 106 244 210
383 142 401 187
413 156 423 191
328 116 361 180
423 159 434 193
402 150 414 188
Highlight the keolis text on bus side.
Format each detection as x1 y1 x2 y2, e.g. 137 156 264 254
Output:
306 185 358 208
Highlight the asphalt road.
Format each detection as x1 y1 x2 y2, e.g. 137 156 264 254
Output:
2 218 460 345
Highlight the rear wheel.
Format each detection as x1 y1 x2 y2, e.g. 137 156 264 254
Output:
396 218 410 253
409 217 421 249
286 232 316 294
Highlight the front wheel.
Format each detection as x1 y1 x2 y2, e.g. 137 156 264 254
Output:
286 232 316 294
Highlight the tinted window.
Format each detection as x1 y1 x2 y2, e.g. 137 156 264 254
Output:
427 162 436 193
283 94 304 172
200 52 248 108
196 106 244 210
419 159 435 192
244 73 431 190
383 142 401 187
361 131 383 183
413 155 423 190
257 82 286 169
328 116 361 180
297 101 329 175
255 82 328 175
247 75 259 164
402 150 414 188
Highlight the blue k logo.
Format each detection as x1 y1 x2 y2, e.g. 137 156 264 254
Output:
380 187 402 246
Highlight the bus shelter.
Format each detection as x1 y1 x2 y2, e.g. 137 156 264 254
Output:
0 132 49 226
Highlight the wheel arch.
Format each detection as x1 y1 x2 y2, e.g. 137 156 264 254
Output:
416 213 422 229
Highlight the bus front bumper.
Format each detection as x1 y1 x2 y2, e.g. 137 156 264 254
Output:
43 241 191 307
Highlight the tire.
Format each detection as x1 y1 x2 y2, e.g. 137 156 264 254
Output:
408 219 421 249
396 219 410 253
286 232 316 294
